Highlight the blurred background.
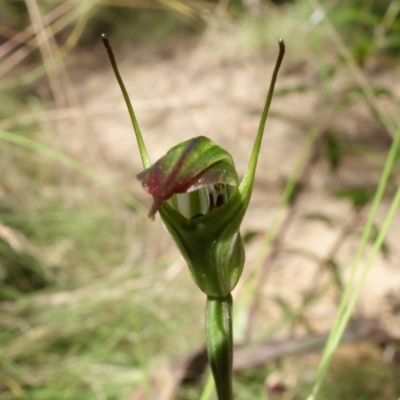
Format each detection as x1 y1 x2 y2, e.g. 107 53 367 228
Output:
1 1 400 399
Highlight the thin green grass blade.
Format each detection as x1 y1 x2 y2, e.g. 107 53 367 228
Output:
0 129 146 214
156 0 197 19
308 184 400 400
328 123 400 334
307 122 400 399
134 337 154 400
318 121 400 352
1 0 96 86
199 372 215 400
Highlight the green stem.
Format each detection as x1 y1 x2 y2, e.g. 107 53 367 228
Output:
205 294 233 400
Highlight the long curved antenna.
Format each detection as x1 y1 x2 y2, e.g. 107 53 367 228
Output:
239 38 285 200
102 34 151 169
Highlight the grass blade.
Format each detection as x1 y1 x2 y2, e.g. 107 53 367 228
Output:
0 129 146 214
307 122 400 399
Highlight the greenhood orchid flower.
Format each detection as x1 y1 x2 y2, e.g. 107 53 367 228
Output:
137 135 242 297
102 34 285 400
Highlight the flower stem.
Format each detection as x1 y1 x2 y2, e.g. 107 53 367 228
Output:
205 294 233 400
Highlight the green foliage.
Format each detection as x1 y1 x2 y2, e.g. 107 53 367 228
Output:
315 346 400 400
324 132 342 172
85 6 197 45
331 0 400 61
0 239 49 300
335 188 372 209
0 1 30 31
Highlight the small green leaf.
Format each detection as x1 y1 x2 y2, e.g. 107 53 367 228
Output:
303 213 335 228
273 296 296 321
335 188 372 209
286 181 303 204
325 132 342 172
242 230 260 244
326 259 343 291
370 224 391 259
